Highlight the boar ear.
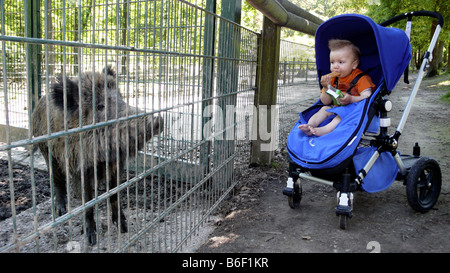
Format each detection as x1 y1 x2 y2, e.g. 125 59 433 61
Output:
102 65 116 78
51 75 79 114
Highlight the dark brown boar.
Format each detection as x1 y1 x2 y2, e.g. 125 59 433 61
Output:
31 66 163 245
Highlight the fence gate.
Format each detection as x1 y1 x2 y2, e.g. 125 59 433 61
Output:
0 0 259 253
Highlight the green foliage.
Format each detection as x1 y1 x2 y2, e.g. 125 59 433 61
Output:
2 0 222 75
241 1 263 33
365 0 449 50
243 0 449 74
441 91 450 104
364 0 449 75
3 1 449 74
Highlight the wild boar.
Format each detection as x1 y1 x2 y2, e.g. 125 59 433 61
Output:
32 66 163 245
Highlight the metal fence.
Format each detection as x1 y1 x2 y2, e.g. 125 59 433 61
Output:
277 40 317 146
0 0 315 252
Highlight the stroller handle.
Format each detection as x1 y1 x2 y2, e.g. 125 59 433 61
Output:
380 11 444 28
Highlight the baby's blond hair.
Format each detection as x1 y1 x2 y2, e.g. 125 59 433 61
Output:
328 39 361 61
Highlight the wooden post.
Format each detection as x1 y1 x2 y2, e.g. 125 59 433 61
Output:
306 59 309 82
250 16 280 165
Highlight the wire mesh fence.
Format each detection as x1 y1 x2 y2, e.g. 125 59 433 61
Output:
277 40 317 145
0 0 315 252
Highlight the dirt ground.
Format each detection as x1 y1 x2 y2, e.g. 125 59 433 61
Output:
197 72 450 253
1 73 449 253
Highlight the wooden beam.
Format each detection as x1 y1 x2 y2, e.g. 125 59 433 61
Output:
246 0 322 36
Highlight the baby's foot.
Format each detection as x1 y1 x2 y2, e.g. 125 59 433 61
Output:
298 124 313 136
309 126 330 137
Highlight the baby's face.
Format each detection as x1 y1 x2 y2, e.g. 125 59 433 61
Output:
329 46 359 78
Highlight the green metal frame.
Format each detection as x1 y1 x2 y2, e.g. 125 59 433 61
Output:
25 0 41 111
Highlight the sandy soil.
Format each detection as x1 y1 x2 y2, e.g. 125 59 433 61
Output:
1 73 449 253
197 73 450 253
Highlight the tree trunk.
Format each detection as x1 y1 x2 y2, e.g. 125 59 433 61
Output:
427 20 439 77
447 42 450 73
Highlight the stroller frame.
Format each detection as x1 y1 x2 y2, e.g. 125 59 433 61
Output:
283 11 444 229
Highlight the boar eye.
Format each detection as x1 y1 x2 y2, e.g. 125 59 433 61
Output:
96 104 105 111
96 82 103 90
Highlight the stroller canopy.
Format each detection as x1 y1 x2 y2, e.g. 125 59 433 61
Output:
315 14 411 91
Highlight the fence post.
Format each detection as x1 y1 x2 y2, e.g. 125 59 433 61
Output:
250 16 280 165
200 0 217 177
25 0 41 111
213 0 241 187
291 57 295 83
217 0 241 139
305 58 309 81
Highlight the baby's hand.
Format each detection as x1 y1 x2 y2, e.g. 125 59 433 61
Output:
321 72 340 89
338 93 352 105
320 75 331 89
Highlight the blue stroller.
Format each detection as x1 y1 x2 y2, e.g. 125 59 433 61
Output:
283 11 444 229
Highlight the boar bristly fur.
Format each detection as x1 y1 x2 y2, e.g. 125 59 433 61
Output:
32 66 163 245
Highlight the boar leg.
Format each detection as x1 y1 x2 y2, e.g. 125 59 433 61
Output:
52 162 68 217
111 193 128 233
109 163 128 233
38 144 67 217
83 167 97 246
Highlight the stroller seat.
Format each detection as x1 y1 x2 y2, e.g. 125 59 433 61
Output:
283 12 443 229
287 13 410 171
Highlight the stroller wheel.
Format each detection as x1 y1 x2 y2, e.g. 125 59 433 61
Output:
339 215 348 229
406 157 441 213
288 180 302 209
